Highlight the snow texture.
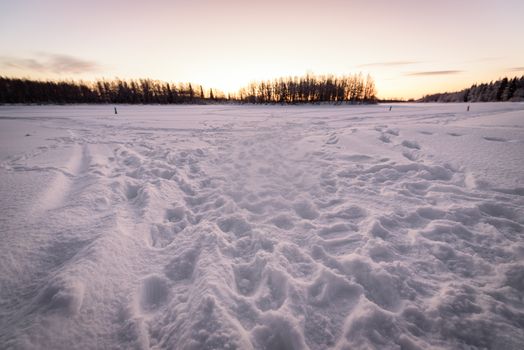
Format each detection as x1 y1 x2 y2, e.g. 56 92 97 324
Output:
1 103 524 349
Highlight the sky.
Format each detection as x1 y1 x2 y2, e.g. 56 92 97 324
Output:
1 0 523 99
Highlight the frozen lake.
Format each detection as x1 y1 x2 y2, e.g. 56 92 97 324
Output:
1 103 523 349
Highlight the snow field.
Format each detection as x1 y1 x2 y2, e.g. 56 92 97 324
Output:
0 103 523 349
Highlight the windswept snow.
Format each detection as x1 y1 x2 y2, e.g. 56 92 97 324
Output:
1 103 524 349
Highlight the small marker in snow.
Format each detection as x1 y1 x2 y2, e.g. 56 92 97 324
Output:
467 105 470 112
389 106 392 111
114 107 118 115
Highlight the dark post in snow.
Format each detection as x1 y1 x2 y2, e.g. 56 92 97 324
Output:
114 107 118 115
389 106 392 111
467 105 470 112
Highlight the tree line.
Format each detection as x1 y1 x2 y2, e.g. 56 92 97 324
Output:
239 73 376 104
419 75 524 102
0 77 228 104
0 73 377 105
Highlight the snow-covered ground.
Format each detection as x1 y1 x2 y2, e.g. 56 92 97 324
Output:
1 103 523 349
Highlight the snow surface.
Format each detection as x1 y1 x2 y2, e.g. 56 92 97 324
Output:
1 103 523 349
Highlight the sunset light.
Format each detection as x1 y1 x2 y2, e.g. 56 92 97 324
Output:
1 0 523 98
1 2 524 349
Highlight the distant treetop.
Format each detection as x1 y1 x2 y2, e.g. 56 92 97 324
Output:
238 73 377 104
419 76 524 102
0 73 377 105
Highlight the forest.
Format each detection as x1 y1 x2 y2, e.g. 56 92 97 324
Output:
419 75 524 102
0 77 222 104
0 73 376 105
239 73 376 104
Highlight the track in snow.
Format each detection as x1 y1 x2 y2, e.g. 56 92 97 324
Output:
1 104 524 349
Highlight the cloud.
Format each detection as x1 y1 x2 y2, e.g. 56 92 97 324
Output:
0 54 101 74
466 57 504 63
46 54 100 74
406 70 463 76
357 61 422 68
509 67 524 71
3 58 46 71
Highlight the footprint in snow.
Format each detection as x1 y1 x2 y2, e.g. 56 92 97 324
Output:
385 128 399 136
164 248 199 281
483 136 507 142
233 257 266 296
139 275 169 312
402 151 419 161
326 134 339 144
255 268 288 311
401 140 421 150
270 214 295 230
378 134 391 143
125 183 140 200
165 207 185 222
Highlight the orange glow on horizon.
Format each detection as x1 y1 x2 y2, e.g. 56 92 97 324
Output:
1 0 523 99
